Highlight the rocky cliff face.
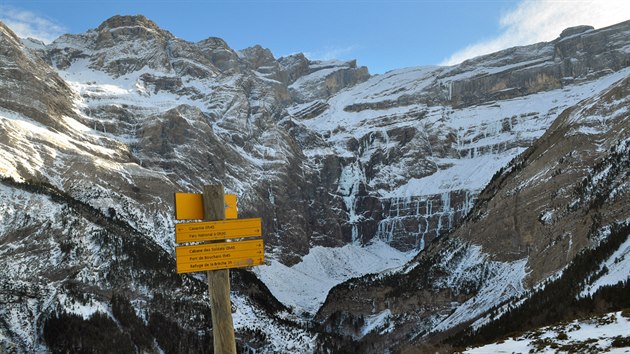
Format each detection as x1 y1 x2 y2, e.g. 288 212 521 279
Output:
448 23 630 108
1 14 630 353
290 20 630 254
465 74 630 284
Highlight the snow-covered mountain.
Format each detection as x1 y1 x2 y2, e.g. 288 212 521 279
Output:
1 14 629 352
316 71 630 352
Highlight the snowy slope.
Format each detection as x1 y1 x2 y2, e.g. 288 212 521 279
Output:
254 241 416 315
582 239 630 296
231 294 318 353
465 311 630 354
430 250 528 333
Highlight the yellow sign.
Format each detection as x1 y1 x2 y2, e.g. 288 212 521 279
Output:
176 239 264 273
224 194 237 219
175 218 261 243
174 193 238 220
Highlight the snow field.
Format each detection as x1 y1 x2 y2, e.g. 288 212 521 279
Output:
253 241 417 315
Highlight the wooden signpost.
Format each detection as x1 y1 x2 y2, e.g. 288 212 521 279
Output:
173 185 264 354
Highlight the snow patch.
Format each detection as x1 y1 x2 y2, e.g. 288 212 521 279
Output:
433 246 528 333
361 309 393 337
581 233 630 297
253 241 417 315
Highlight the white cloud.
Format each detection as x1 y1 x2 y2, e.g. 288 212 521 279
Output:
0 6 66 43
442 0 630 66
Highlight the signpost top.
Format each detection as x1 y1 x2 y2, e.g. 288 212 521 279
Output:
175 193 237 220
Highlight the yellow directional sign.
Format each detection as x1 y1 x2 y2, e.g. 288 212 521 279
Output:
174 193 238 220
175 217 261 243
176 239 264 273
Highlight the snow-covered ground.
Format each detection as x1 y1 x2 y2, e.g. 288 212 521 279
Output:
465 311 630 354
582 235 630 298
253 241 417 315
431 248 528 333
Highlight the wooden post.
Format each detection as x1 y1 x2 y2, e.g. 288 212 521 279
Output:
203 185 237 354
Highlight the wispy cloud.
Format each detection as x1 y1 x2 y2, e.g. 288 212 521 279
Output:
304 45 358 61
442 0 630 66
0 6 66 43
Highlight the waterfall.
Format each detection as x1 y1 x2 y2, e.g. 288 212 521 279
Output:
441 192 453 229
338 162 365 245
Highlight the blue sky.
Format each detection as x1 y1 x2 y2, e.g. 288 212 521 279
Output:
1 0 629 74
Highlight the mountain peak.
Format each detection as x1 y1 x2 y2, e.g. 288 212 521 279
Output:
96 15 162 32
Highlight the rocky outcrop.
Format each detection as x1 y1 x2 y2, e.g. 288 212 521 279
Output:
0 22 76 128
196 36 241 73
288 59 370 102
240 44 278 71
278 53 310 84
559 25 594 38
45 15 223 79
